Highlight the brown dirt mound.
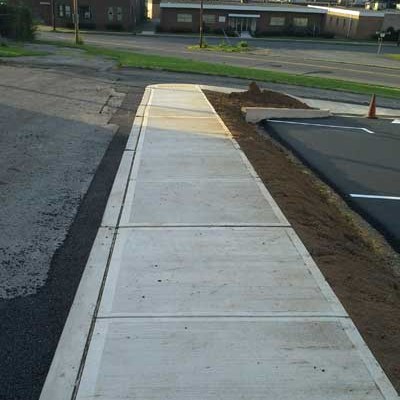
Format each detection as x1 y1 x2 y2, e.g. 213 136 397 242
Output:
228 81 311 109
204 88 400 394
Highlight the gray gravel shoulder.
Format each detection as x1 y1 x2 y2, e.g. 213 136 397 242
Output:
0 64 142 400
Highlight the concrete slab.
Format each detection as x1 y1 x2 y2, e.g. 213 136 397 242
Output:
142 130 237 155
76 317 389 400
98 227 342 317
144 115 227 136
120 180 284 226
136 152 253 181
147 106 215 118
147 87 215 118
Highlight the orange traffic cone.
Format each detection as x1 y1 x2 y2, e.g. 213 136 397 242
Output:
367 94 377 119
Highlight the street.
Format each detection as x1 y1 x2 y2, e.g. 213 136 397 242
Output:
38 30 400 88
263 116 400 250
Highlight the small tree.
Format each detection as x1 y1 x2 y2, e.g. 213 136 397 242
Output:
0 3 35 41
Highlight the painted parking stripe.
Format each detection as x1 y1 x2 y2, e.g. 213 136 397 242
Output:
392 119 400 124
350 194 400 201
268 120 374 134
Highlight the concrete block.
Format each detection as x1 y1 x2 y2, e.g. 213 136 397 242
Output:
76 317 389 400
98 227 341 317
242 107 331 123
137 152 253 181
120 179 283 226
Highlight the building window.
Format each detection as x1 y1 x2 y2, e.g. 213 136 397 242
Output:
65 5 71 17
203 14 216 23
79 6 91 20
58 4 64 17
293 17 308 27
218 16 226 23
108 6 114 21
117 6 122 21
177 13 192 23
270 17 285 26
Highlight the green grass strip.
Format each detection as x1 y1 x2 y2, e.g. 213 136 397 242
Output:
0 44 48 57
37 40 400 99
387 54 400 61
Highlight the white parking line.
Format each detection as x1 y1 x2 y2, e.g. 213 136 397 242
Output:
268 120 375 134
392 119 400 124
350 194 400 201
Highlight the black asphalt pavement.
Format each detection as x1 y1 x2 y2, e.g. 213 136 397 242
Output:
263 117 400 251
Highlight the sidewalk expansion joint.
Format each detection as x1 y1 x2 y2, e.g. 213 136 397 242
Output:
115 224 292 228
96 314 351 320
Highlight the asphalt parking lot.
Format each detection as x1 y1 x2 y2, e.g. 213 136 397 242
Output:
263 116 400 251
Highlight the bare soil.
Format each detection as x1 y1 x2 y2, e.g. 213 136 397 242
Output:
227 82 311 109
204 87 400 394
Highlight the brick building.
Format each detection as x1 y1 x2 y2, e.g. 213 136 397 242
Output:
159 0 400 39
159 2 326 36
20 0 145 31
312 6 386 39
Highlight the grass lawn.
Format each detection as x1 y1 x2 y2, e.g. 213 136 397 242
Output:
387 54 400 61
0 44 48 57
188 40 250 53
37 40 400 99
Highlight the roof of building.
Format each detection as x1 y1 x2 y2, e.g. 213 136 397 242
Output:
309 5 386 16
160 1 327 13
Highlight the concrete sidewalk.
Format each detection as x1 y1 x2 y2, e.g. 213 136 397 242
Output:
40 84 398 400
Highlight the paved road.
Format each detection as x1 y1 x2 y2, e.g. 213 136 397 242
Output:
263 117 400 250
38 31 400 88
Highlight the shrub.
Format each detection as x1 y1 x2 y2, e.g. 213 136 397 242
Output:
79 22 96 30
105 23 124 31
238 40 248 48
0 3 35 40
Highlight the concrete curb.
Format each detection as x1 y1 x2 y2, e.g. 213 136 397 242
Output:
39 88 151 400
242 107 331 123
38 227 115 400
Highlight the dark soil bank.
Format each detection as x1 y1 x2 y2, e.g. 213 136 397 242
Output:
205 87 400 394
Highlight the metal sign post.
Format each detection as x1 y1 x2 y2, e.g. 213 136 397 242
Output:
199 0 204 48
51 0 56 31
376 31 389 55
73 0 80 44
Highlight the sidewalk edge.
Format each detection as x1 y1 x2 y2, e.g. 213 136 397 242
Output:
39 88 150 400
